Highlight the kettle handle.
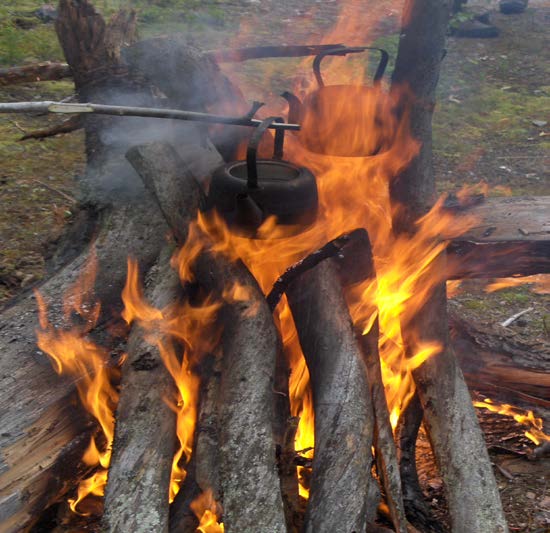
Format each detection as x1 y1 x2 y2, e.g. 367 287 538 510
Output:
246 116 285 189
313 46 389 88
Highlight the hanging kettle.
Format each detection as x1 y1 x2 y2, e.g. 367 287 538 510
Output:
204 117 318 237
282 46 391 157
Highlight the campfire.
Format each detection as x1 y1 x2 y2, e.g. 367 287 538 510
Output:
0 1 549 532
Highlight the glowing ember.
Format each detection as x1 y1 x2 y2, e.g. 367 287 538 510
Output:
35 249 118 515
474 398 550 446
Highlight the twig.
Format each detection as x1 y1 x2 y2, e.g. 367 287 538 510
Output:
30 179 76 204
19 115 82 141
500 307 534 327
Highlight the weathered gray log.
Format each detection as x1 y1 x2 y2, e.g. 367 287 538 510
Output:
123 36 251 161
445 196 550 279
102 249 181 533
391 1 508 530
0 194 167 531
336 229 408 533
0 2 169 526
127 142 287 533
286 259 377 533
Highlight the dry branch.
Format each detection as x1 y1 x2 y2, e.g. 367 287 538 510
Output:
127 142 287 532
286 259 377 533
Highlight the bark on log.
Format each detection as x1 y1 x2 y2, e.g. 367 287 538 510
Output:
337 229 408 533
286 259 377 533
127 142 287 533
391 2 508 530
103 250 181 533
395 394 443 533
445 196 550 279
0 61 71 86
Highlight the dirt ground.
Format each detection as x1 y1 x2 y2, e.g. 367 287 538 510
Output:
0 0 548 531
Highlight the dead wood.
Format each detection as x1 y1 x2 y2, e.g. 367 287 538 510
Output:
103 250 181 533
0 61 71 86
391 1 508 531
0 194 167 532
286 259 377 533
0 2 222 528
445 196 550 279
450 311 550 404
127 142 287 532
336 229 409 533
19 115 82 141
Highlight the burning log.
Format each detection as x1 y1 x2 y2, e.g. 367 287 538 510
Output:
127 142 287 532
391 1 508 531
0 0 168 521
286 259 378 533
351 236 408 533
170 355 222 532
102 251 181 533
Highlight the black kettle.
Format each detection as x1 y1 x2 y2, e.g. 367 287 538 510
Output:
205 117 318 237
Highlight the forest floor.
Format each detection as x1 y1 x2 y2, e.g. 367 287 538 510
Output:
0 0 548 531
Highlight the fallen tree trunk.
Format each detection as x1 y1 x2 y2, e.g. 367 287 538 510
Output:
127 142 287 533
286 259 377 533
0 61 71 85
391 1 508 530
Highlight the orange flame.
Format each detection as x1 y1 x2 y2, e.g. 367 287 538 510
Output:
474 398 550 446
166 0 482 499
190 489 224 533
35 249 118 515
485 274 550 295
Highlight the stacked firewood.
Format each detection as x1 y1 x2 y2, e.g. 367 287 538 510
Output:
1 1 549 532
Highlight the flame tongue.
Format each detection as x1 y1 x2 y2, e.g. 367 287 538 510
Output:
35 249 118 515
